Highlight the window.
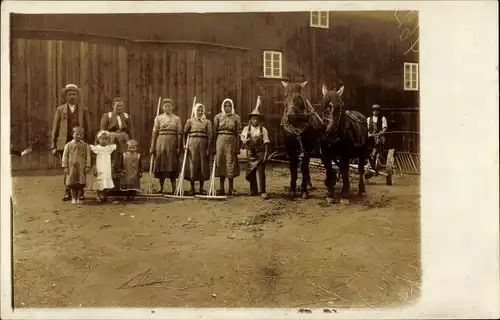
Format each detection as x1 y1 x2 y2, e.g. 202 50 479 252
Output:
310 11 329 28
263 51 283 78
404 62 419 91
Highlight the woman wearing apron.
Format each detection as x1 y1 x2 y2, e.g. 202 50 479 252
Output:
99 97 135 188
213 98 242 196
150 98 183 195
183 103 212 195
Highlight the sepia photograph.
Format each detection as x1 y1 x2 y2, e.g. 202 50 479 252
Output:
1 1 498 319
8 9 421 309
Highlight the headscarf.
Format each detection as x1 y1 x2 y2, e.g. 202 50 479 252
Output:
192 103 207 122
221 98 235 117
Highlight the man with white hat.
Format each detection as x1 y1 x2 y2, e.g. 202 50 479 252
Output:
367 104 388 175
241 96 270 199
51 84 91 201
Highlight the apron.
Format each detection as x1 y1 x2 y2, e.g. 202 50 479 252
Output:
244 126 266 182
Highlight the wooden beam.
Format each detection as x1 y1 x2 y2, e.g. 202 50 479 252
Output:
12 29 250 51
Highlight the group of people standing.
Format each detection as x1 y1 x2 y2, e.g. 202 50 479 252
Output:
51 84 271 204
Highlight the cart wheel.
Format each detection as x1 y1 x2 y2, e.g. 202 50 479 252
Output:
385 149 395 186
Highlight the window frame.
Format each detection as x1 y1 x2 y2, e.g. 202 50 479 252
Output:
310 11 329 28
404 62 419 91
262 50 283 79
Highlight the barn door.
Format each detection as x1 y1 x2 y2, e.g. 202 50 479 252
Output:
256 83 286 153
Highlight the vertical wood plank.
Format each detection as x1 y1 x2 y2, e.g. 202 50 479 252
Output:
26 40 38 169
56 41 63 105
162 48 168 98
105 44 114 109
80 42 89 114
91 43 100 129
15 39 29 169
195 50 203 104
152 47 162 119
201 53 213 119
235 54 242 114
168 49 177 104
214 54 221 111
98 43 106 120
35 40 50 169
46 40 58 168
133 48 141 137
177 50 187 121
106 44 114 113
186 49 196 105
127 46 137 138
118 45 128 102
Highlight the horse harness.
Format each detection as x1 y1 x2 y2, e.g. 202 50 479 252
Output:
280 105 313 154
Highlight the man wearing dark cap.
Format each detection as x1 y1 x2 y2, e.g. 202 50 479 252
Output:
367 104 388 175
51 84 91 201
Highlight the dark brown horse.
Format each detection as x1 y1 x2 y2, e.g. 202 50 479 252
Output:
280 81 323 199
319 84 369 204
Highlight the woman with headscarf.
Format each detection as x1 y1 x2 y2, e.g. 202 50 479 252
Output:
150 98 182 194
213 98 242 196
183 103 212 195
99 97 135 187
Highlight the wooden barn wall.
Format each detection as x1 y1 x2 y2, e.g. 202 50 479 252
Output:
11 11 420 168
10 37 249 171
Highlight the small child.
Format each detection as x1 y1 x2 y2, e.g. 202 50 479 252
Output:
90 130 117 202
240 98 270 199
62 126 92 204
120 139 143 200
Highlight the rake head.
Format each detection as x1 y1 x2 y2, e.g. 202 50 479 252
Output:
163 194 195 199
136 193 171 199
195 194 227 200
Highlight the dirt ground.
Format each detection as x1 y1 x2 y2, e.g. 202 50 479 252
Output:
11 163 421 309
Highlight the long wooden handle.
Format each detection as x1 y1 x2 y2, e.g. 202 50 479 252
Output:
148 96 162 193
209 156 217 196
175 96 197 195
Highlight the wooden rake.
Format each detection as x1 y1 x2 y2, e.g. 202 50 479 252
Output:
195 157 227 200
144 96 162 196
164 96 197 199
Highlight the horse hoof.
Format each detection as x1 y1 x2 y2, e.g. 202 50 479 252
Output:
326 197 334 204
340 198 350 205
301 192 309 199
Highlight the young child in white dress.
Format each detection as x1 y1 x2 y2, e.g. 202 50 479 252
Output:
91 130 117 202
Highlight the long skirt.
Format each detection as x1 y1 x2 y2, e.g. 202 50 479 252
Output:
215 134 240 178
184 137 210 182
154 134 179 180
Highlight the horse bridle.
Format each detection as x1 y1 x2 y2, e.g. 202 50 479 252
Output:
326 94 345 134
281 92 310 153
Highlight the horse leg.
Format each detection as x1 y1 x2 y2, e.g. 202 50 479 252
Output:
340 156 351 205
288 150 299 198
358 153 367 196
321 150 335 204
300 153 311 199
